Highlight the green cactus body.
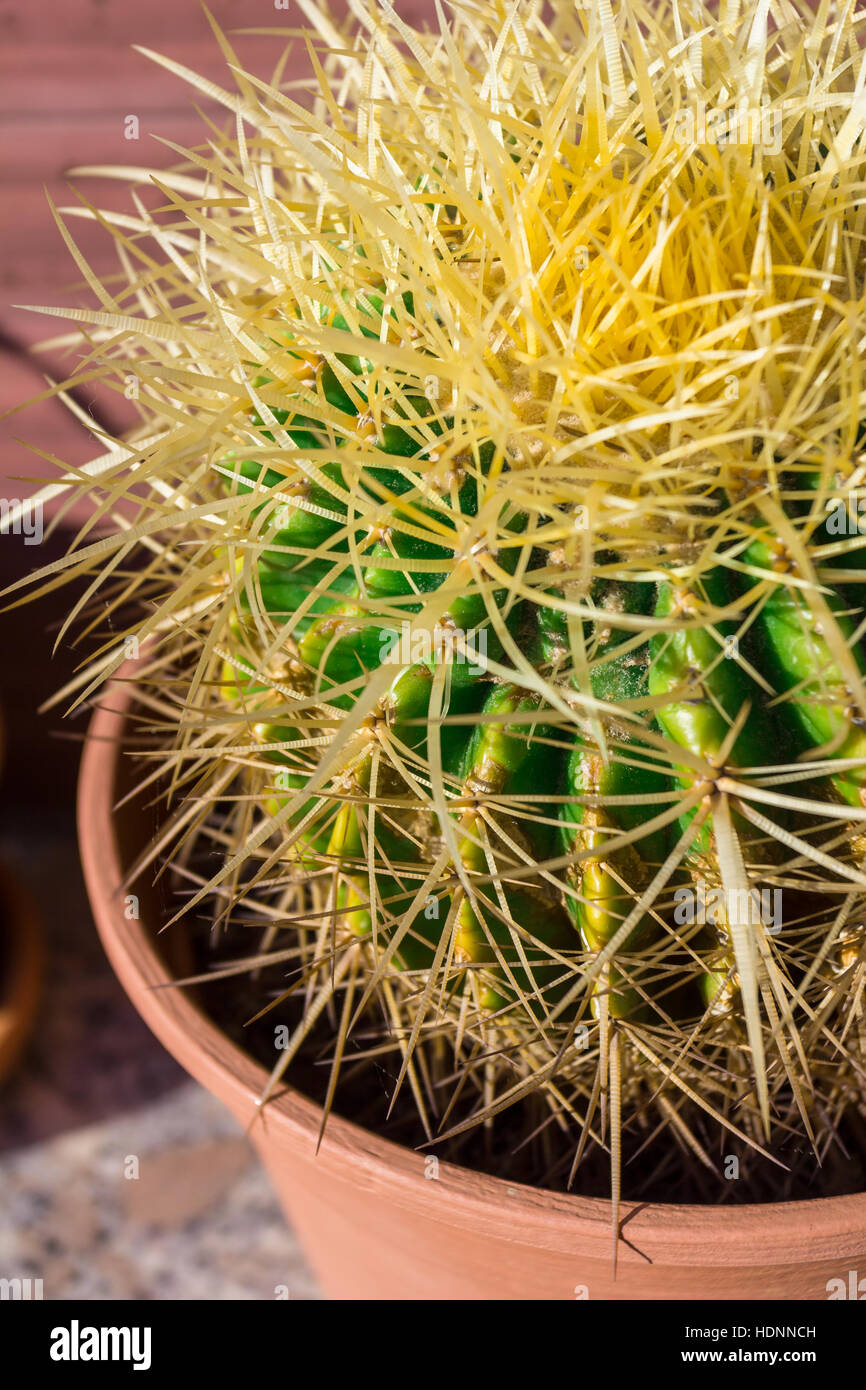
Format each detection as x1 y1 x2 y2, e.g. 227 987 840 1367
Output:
225 295 866 1047
744 538 866 807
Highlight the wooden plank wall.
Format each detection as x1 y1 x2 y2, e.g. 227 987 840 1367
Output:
0 0 431 518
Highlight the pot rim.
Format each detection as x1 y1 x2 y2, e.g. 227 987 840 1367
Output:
78 667 866 1263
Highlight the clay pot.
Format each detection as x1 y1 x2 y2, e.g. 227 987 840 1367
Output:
79 672 866 1300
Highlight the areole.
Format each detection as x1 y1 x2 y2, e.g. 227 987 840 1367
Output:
78 669 866 1301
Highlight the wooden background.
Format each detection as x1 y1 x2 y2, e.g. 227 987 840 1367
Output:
0 0 431 517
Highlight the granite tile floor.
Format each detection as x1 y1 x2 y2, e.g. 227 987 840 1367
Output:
0 824 321 1300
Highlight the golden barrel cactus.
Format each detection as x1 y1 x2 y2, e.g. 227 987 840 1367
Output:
11 1 866 1237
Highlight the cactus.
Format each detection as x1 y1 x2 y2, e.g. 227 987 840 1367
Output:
11 1 866 1234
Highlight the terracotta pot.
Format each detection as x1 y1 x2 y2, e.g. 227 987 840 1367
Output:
78 672 866 1301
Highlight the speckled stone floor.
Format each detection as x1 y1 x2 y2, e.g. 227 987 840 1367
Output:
0 826 321 1300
